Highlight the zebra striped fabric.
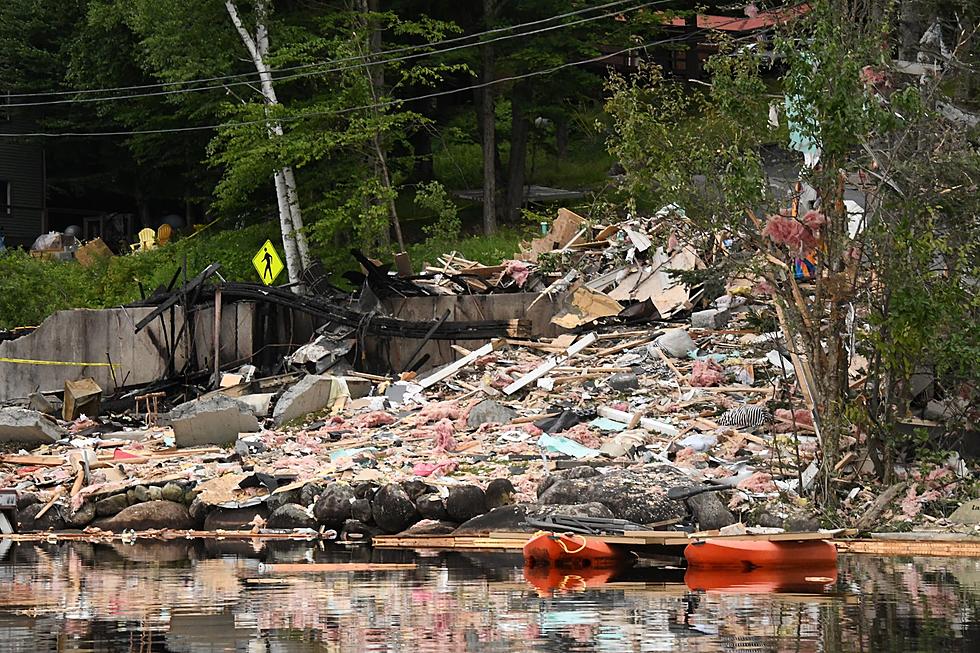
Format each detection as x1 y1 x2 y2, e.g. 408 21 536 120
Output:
716 405 774 430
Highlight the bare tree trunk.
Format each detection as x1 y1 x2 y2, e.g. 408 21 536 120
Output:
225 0 310 285
358 0 405 251
480 0 498 235
506 81 531 223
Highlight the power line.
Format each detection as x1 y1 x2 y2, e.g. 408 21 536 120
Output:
0 19 755 139
6 0 662 108
4 0 646 100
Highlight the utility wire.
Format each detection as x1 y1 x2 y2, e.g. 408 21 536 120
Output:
4 0 648 100
0 18 756 139
5 0 664 108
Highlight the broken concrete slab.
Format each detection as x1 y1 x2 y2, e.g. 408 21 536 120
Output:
949 498 980 525
27 392 57 416
0 407 66 444
235 393 275 418
169 394 260 448
466 400 517 428
272 375 371 426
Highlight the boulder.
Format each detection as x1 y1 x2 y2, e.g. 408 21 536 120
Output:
401 479 433 502
350 498 373 524
272 375 370 426
445 485 487 522
536 466 598 498
454 502 614 535
372 483 420 533
0 407 66 444
264 488 302 512
203 505 270 530
416 493 449 521
16 503 67 532
537 465 687 525
66 502 96 529
129 486 151 504
607 373 640 391
146 486 164 502
16 491 41 510
530 502 616 520
339 519 383 543
353 482 379 500
169 394 259 447
267 503 316 530
312 483 354 528
686 492 735 530
188 496 211 526
95 493 131 517
485 478 516 510
300 482 325 506
466 400 517 428
399 520 458 536
161 482 185 503
91 500 193 531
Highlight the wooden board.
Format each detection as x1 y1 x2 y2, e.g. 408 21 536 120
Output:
259 563 417 573
837 538 980 557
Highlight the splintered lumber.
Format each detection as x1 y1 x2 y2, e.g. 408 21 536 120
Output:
0 454 66 466
34 486 65 520
597 405 680 437
594 335 657 358
259 563 417 573
503 332 597 395
855 482 907 531
417 340 502 389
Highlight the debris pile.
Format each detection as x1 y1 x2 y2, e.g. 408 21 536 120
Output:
1 208 976 540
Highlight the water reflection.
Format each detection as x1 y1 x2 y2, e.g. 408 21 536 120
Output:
0 538 978 652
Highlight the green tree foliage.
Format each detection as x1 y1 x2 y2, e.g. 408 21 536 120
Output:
603 0 979 499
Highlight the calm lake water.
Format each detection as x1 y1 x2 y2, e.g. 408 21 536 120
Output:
1 538 978 652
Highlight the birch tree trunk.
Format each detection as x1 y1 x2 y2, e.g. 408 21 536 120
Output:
225 0 310 284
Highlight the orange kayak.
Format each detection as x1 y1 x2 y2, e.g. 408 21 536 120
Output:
523 531 629 570
684 539 837 570
685 565 838 593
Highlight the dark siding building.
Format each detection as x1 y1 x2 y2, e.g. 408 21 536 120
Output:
0 132 46 248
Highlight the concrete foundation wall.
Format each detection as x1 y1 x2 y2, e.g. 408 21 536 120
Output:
0 303 256 403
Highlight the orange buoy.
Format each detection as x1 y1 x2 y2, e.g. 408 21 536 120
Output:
684 565 838 593
684 539 837 570
523 531 629 570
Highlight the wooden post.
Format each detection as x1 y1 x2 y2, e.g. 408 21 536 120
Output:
212 289 223 388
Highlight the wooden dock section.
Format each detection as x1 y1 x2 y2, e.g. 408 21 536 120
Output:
370 530 836 553
837 537 980 558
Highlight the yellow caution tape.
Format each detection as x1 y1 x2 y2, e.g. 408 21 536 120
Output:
0 357 119 367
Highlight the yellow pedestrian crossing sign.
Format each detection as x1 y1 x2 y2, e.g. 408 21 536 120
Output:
252 239 284 286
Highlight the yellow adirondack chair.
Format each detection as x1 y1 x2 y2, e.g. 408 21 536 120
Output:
130 227 157 252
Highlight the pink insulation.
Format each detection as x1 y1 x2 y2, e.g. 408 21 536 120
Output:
503 259 531 287
690 359 725 387
762 214 819 253
350 411 396 428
